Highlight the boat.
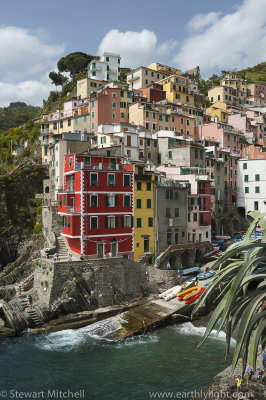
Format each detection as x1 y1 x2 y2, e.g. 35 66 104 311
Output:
163 286 182 301
185 287 205 304
181 277 196 290
177 286 199 300
181 267 200 276
196 270 216 280
159 285 182 299
182 286 201 301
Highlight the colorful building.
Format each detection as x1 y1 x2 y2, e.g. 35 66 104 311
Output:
57 153 134 259
159 75 194 106
134 165 155 262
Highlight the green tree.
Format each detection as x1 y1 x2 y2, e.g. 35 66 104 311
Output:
193 211 266 375
57 52 97 81
49 71 68 88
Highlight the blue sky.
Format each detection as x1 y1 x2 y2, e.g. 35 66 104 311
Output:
0 0 266 106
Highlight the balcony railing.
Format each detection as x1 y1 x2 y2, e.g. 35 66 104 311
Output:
66 206 81 214
75 162 133 172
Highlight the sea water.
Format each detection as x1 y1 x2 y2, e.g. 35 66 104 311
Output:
0 321 235 400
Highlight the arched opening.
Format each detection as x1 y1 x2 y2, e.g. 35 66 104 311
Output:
111 238 117 257
181 250 192 268
237 207 245 219
195 248 203 265
167 229 172 245
45 186 49 193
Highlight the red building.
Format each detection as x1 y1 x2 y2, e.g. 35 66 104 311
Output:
57 153 134 258
142 83 166 103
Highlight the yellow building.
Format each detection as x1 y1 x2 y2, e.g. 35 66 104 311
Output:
159 75 194 106
148 62 181 77
206 102 231 123
134 165 155 263
208 74 248 108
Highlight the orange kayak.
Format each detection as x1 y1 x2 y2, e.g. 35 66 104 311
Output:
177 286 198 298
185 287 205 304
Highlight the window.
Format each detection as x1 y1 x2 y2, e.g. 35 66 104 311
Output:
148 217 153 227
120 91 124 97
145 122 149 129
255 186 260 193
147 182 151 191
147 139 151 147
166 208 171 218
186 120 190 126
137 218 142 228
175 191 178 200
69 157 73 167
124 175 130 186
112 93 117 98
137 182 142 190
60 121 63 128
168 151 172 159
124 195 130 207
245 187 249 193
112 102 116 109
227 135 230 141
244 175 248 182
106 194 118 207
108 174 115 186
254 201 258 210
122 215 132 228
92 122 95 130
146 111 149 118
193 213 197 222
147 199 151 208
188 213 190 222
159 115 162 121
91 101 95 107
121 112 125 118
153 112 156 119
175 229 178 244
91 217 98 229
92 112 95 118
112 113 116 119
167 229 172 245
137 199 142 208
175 208 179 217
91 173 98 186
91 195 98 207
106 216 116 228
255 174 260 181
68 119 71 127
127 92 131 98
195 149 198 159
84 157 90 166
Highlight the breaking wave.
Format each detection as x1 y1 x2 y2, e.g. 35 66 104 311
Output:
173 322 236 345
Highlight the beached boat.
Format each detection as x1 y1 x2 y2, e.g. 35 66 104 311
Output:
177 286 199 300
163 286 182 301
180 277 196 290
181 267 200 276
182 287 201 301
159 285 181 299
196 270 216 280
185 287 205 304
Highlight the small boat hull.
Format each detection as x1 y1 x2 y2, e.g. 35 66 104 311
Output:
185 287 205 304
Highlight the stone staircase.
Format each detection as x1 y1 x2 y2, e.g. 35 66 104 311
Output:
137 252 153 265
56 236 69 261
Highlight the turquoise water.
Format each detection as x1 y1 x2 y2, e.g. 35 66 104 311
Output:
0 321 235 400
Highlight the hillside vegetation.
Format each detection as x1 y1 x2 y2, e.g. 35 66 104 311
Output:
0 102 40 132
237 61 266 84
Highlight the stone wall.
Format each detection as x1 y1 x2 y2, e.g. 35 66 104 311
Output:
34 258 150 309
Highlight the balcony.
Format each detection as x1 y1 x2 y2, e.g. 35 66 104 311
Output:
66 206 81 214
75 162 133 172
134 174 153 181
41 128 54 135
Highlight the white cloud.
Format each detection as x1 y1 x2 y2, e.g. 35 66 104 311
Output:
187 12 221 32
0 81 52 107
0 26 65 107
173 0 266 77
97 29 178 68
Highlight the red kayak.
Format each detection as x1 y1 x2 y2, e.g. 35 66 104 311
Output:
185 287 205 304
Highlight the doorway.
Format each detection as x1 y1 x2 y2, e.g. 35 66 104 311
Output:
111 239 117 256
144 238 149 253
97 241 104 258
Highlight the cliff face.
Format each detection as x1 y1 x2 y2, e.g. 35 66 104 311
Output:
0 165 47 269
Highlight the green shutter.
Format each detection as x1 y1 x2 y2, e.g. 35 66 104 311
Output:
105 217 108 228
115 195 118 207
121 216 124 227
106 195 109 207
115 216 118 228
131 216 134 227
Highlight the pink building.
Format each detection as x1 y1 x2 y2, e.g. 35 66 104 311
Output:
227 113 254 142
195 123 241 154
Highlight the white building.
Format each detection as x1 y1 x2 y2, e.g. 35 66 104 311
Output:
88 53 121 82
237 159 266 217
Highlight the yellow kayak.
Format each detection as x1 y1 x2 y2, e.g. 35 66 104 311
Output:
182 287 201 300
177 286 198 298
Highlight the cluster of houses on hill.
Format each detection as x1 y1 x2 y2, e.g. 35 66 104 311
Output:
38 52 266 262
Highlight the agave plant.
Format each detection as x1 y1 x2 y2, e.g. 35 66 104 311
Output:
192 210 266 375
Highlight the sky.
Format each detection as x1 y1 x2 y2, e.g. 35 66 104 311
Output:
0 0 266 107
